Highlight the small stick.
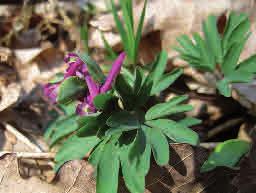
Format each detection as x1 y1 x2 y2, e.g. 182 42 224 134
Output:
3 123 43 153
200 142 219 149
0 151 55 159
206 118 244 140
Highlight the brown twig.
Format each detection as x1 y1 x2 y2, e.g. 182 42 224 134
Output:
0 151 55 159
200 142 219 149
206 118 244 140
3 123 43 153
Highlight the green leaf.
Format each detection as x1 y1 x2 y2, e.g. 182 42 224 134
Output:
201 139 250 172
134 67 145 95
106 126 137 136
110 0 129 58
134 0 147 63
129 129 147 163
54 135 100 171
60 102 77 115
150 68 183 95
135 75 153 106
101 32 117 61
216 79 231 97
237 54 256 73
93 93 114 110
49 73 63 84
151 50 168 84
176 35 199 59
78 53 105 83
222 12 249 55
203 15 222 63
142 125 169 166
114 74 134 109
179 117 202 127
145 119 199 146
120 0 135 60
96 142 120 193
107 111 140 129
57 76 87 104
226 70 253 83
76 116 100 137
121 67 135 86
145 95 191 120
45 114 78 147
80 24 89 52
193 33 215 71
222 36 249 75
120 145 145 193
88 138 109 167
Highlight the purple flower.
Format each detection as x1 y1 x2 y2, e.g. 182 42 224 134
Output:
100 52 126 93
43 51 126 116
76 52 126 116
43 83 59 103
64 53 87 79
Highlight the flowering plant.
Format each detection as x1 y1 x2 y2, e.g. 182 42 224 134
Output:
44 49 199 193
44 1 252 193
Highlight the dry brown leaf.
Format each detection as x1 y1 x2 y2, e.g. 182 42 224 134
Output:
14 44 65 95
0 144 239 193
89 0 254 50
0 154 96 193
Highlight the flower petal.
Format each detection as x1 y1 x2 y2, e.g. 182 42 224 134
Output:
64 53 78 63
85 75 99 99
100 52 126 93
76 96 96 116
43 83 59 103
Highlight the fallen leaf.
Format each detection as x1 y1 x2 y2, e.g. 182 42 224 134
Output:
0 144 239 193
0 154 96 193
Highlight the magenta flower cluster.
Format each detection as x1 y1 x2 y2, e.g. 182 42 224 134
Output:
43 52 126 116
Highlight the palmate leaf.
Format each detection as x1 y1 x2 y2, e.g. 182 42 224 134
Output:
88 137 110 168
145 95 191 120
106 110 140 129
96 141 120 193
203 15 222 63
44 114 78 147
76 115 100 137
93 93 115 110
120 144 146 193
129 129 147 163
145 119 199 146
151 50 168 84
114 74 135 109
176 12 254 97
134 67 145 95
221 35 249 75
222 12 250 56
236 54 256 73
201 139 250 172
178 117 202 127
151 68 183 95
54 135 100 171
142 125 169 166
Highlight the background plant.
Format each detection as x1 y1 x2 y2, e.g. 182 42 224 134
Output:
175 12 256 97
175 12 252 172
